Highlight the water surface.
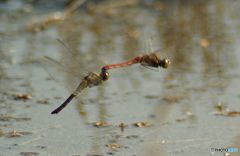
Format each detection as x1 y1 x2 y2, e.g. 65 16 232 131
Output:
0 0 240 156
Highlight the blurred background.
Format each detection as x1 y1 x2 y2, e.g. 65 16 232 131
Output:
0 0 240 156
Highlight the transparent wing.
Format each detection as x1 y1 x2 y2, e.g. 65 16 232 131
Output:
55 38 105 72
40 38 107 90
43 56 86 78
139 38 174 70
141 63 159 71
40 56 85 90
143 37 175 58
150 45 175 57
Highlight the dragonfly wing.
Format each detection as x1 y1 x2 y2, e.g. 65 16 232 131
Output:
43 56 84 78
141 62 159 71
55 38 104 73
40 56 85 90
41 38 106 89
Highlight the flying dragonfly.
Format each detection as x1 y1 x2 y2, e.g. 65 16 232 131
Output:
50 68 109 114
44 39 171 114
101 49 171 72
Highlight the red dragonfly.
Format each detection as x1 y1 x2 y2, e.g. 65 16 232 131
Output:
46 40 171 114
101 50 171 72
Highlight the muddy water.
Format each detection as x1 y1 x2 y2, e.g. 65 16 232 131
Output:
0 0 240 156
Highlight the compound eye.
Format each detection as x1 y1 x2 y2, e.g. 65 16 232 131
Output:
162 58 171 68
101 71 110 81
105 72 110 80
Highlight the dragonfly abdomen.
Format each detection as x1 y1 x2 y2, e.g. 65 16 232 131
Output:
51 94 76 114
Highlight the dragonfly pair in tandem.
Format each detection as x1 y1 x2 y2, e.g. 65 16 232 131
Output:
49 41 171 114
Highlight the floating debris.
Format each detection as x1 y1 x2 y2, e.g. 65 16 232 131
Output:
0 115 12 122
19 152 39 156
213 102 240 117
106 143 121 149
126 135 139 139
0 129 3 137
213 111 225 116
14 93 32 101
93 121 111 128
106 152 114 155
144 95 159 99
176 111 195 122
226 111 240 117
88 0 138 17
162 96 182 104
0 115 31 122
200 38 210 48
86 154 103 156
133 122 152 128
36 145 47 149
27 12 65 32
26 0 86 32
213 102 227 115
176 117 187 122
118 123 127 132
6 130 32 138
36 99 49 105
214 102 226 112
14 117 31 122
185 111 194 117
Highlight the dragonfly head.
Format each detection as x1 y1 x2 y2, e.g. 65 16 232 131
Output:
160 58 171 68
100 70 110 81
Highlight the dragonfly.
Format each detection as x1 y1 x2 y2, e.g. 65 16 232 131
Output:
51 70 109 114
47 40 171 114
101 50 171 72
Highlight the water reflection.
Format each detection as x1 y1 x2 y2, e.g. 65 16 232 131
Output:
52 1 237 155
155 0 234 120
148 0 236 155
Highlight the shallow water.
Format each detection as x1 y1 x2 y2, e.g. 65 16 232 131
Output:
0 0 240 156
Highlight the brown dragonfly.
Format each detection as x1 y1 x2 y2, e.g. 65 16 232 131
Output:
51 69 109 114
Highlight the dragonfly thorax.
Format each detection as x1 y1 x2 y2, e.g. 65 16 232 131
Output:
100 70 110 81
